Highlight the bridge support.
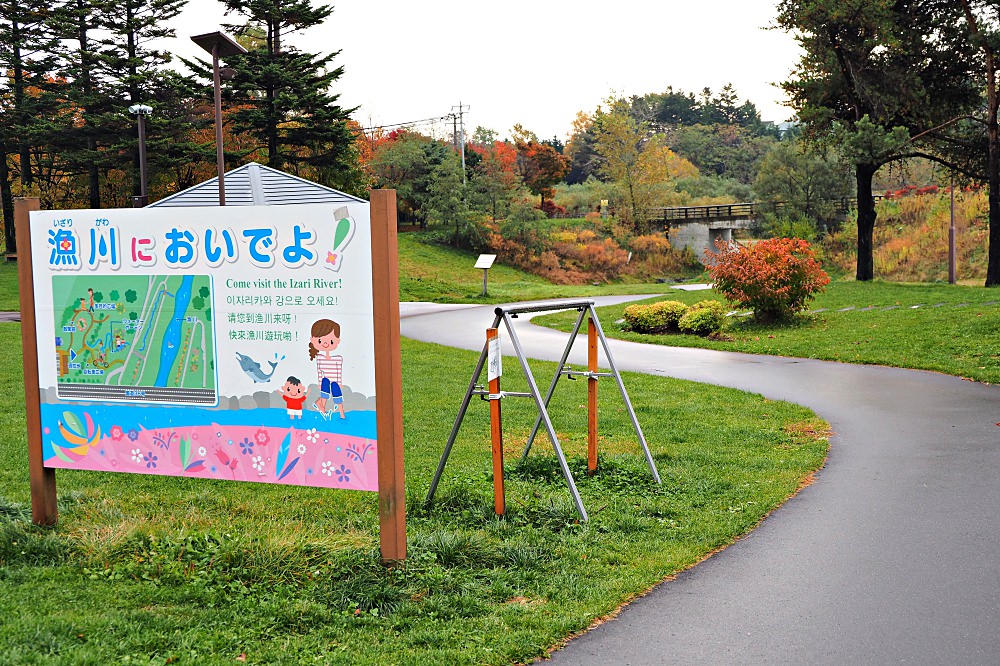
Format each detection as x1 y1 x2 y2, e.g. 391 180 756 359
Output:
669 221 744 263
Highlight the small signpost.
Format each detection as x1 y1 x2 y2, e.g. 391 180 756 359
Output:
426 300 660 521
475 253 496 296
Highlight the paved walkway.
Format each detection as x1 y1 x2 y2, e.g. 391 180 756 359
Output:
400 297 1000 665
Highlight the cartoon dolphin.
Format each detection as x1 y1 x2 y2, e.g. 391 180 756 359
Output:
235 352 279 383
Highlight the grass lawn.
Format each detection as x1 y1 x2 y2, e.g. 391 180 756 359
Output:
0 261 19 311
0 322 827 665
535 280 1000 384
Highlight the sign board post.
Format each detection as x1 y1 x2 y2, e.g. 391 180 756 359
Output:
370 190 406 562
474 254 496 297
15 197 57 526
18 192 406 562
487 327 505 516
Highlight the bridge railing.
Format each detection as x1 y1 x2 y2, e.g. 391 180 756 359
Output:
647 196 883 225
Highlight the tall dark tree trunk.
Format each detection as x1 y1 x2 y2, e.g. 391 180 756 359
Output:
11 20 32 186
960 0 1000 286
985 48 1000 286
855 162 878 281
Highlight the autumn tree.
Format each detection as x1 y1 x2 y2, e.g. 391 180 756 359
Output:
369 130 450 222
592 97 695 232
565 111 599 184
511 123 569 208
468 139 521 223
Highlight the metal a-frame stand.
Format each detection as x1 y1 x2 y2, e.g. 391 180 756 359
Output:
425 299 661 522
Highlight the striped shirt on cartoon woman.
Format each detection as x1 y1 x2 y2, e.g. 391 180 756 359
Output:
308 318 346 419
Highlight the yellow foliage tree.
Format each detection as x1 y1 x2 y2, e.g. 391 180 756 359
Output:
592 97 697 232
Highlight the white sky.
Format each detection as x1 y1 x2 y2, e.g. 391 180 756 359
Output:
163 0 802 142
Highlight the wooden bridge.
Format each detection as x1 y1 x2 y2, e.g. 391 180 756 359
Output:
646 197 878 226
647 197 880 260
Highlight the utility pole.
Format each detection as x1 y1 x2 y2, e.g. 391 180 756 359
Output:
452 102 470 183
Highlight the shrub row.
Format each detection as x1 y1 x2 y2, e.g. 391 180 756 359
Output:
623 299 726 336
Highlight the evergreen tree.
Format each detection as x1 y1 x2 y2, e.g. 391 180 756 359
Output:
98 0 204 202
0 0 60 250
212 0 359 190
777 0 978 280
49 0 118 208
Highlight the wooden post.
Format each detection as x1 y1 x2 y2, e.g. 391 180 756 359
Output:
587 316 598 476
15 197 57 525
370 190 406 563
487 327 505 516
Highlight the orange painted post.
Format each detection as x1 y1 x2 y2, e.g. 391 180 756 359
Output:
587 316 598 476
487 327 506 516
15 197 57 525
370 190 407 563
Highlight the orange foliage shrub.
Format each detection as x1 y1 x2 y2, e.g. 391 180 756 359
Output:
549 233 630 282
629 233 671 258
707 238 829 322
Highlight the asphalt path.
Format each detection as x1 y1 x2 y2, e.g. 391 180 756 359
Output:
400 297 1000 665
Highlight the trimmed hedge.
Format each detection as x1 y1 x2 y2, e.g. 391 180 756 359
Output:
623 300 689 333
624 299 726 336
678 303 725 336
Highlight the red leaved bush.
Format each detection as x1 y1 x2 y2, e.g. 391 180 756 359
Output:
706 238 829 322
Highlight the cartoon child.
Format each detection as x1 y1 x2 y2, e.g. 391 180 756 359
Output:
88 288 94 312
308 318 346 419
279 376 307 419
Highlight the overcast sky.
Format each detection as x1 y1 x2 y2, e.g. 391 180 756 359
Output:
164 0 802 141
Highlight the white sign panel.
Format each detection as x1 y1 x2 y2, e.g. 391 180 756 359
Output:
28 204 380 491
474 254 497 270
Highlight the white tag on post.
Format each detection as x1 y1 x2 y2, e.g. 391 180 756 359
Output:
487 334 502 382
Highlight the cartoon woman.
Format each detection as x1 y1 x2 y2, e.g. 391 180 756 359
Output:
309 318 346 419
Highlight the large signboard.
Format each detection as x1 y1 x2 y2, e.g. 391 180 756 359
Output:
28 204 379 492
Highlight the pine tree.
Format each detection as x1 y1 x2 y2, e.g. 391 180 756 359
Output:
777 0 978 281
98 0 207 202
49 0 118 209
215 0 360 189
0 0 61 251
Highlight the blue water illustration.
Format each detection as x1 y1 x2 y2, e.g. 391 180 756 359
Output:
135 285 171 354
154 275 193 386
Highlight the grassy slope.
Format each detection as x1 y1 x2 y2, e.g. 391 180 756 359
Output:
397 234 670 303
536 280 1000 384
0 322 827 665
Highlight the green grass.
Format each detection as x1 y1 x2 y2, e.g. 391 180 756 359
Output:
0 322 827 664
536 280 1000 384
0 261 19 311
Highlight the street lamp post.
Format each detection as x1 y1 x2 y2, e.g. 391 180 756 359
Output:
128 104 152 207
191 31 247 206
949 171 957 284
